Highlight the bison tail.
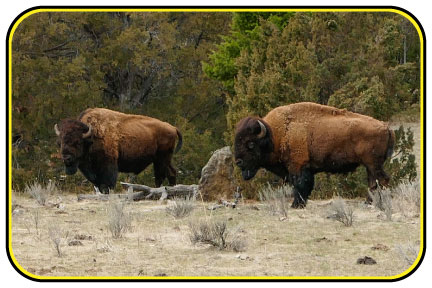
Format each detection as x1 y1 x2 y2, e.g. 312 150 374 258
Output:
175 128 183 153
386 129 396 159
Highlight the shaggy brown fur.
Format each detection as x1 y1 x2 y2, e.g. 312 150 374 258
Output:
55 108 182 193
234 102 395 208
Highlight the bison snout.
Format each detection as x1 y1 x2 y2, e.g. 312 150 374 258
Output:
235 158 244 168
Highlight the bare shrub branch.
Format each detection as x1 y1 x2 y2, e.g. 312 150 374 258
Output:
330 198 354 227
396 243 420 266
368 185 392 221
189 220 246 252
166 196 195 218
392 181 420 217
48 225 68 257
107 200 132 238
259 183 292 218
25 180 58 206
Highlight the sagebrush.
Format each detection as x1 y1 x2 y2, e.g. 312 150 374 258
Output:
107 200 132 239
189 220 246 252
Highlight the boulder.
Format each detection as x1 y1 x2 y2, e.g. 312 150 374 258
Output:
198 146 237 201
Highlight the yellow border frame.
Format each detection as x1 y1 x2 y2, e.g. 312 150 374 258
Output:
7 6 425 281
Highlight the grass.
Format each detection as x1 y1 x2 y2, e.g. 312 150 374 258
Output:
329 197 354 227
258 183 292 218
24 180 58 206
188 220 247 252
10 192 421 277
48 225 68 257
166 196 195 219
368 186 393 221
107 200 132 239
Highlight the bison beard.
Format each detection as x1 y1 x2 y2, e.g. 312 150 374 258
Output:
55 108 182 194
234 102 395 208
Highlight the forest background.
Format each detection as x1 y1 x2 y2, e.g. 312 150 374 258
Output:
11 11 420 199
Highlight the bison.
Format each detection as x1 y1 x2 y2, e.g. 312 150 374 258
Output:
234 102 395 208
54 108 182 193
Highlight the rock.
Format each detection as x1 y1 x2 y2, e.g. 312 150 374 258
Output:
236 254 249 260
198 146 237 201
68 240 83 246
356 256 377 265
371 243 390 251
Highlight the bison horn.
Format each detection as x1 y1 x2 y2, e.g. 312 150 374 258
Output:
82 125 92 139
257 120 267 138
54 124 60 136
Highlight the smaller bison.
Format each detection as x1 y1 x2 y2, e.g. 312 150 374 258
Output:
55 108 182 193
234 102 395 208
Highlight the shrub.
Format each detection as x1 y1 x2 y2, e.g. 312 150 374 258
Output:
392 181 421 217
24 181 58 206
166 196 195 219
259 183 292 217
189 220 246 252
107 200 132 239
329 198 354 227
368 186 393 221
48 225 68 257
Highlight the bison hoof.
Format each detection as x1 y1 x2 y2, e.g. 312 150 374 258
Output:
291 201 306 209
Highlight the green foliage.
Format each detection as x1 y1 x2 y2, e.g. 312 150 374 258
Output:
387 126 417 184
203 12 294 94
12 12 231 192
11 12 421 201
210 12 421 141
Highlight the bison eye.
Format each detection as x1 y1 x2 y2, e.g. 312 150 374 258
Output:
247 142 255 150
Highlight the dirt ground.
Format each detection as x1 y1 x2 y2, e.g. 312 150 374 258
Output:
10 191 421 279
9 122 423 279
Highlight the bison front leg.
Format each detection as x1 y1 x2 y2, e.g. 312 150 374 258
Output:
291 169 315 209
95 165 118 194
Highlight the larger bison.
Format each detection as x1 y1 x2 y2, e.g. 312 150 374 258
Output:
234 102 395 208
54 108 182 193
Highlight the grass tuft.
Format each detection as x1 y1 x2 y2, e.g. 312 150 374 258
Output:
259 183 292 218
107 200 132 239
166 196 195 219
330 197 354 227
189 220 246 252
25 180 58 206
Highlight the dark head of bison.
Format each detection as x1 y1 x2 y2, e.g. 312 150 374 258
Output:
234 117 274 180
54 119 92 175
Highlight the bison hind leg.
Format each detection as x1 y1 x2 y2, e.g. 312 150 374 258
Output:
167 164 176 186
365 166 390 203
153 161 167 187
291 169 315 209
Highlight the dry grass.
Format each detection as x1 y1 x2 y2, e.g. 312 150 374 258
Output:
188 220 246 252
10 192 422 277
107 200 132 239
166 196 195 219
368 187 393 221
392 181 421 217
259 183 292 218
24 181 58 206
329 197 354 227
48 225 68 257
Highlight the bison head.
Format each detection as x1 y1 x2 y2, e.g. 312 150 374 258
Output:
234 117 274 180
54 119 92 175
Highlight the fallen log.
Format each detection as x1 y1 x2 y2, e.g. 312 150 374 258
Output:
77 183 198 202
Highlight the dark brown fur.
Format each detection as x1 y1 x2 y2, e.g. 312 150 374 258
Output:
55 108 182 193
234 102 395 208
